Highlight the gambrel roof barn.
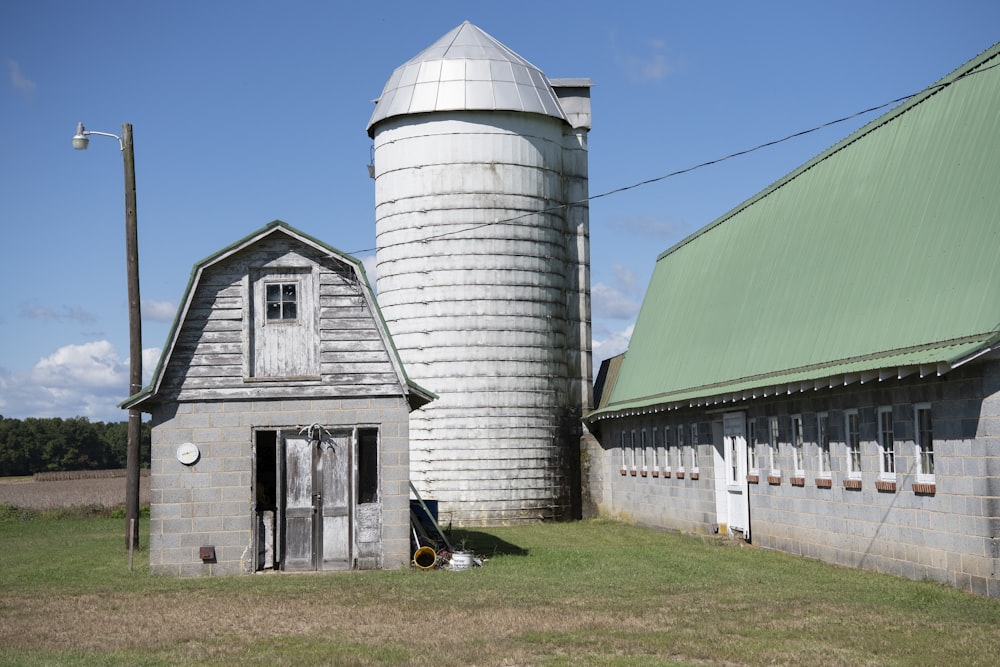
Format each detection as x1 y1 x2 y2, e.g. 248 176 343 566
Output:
129 221 432 575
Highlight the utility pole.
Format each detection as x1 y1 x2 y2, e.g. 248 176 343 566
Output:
122 123 142 551
73 121 143 550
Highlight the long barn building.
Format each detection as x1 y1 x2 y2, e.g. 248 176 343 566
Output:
585 43 1000 597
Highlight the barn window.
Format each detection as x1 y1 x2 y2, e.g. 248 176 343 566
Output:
817 413 831 478
915 404 934 481
791 415 804 476
768 416 780 475
663 427 672 476
689 424 699 472
640 429 648 476
266 282 298 321
620 430 627 472
675 425 685 474
845 410 862 478
630 430 638 473
878 407 896 479
651 427 660 473
748 419 760 475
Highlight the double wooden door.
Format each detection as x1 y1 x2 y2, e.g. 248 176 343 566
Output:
282 432 351 571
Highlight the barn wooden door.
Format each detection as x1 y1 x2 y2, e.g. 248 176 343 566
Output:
317 432 351 571
281 432 352 571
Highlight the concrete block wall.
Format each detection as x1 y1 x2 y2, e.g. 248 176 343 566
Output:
148 395 411 576
589 360 1000 597
590 417 718 533
747 361 999 597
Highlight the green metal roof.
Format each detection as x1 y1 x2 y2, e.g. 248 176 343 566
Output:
592 43 1000 419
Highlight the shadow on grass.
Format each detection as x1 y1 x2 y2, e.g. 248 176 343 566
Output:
450 528 529 558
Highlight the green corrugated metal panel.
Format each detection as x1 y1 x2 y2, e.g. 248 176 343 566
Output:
594 335 993 416
602 44 1000 414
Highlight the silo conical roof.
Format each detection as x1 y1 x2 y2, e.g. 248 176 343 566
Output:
366 21 567 136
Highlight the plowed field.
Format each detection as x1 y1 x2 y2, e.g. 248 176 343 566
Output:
0 473 150 509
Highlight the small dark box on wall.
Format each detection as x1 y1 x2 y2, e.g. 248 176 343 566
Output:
199 546 216 562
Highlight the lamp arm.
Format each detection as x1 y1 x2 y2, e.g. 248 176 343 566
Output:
83 130 124 151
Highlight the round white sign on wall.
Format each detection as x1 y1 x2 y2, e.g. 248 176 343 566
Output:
176 442 200 465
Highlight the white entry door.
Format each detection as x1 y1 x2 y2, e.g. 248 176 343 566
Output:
723 412 750 541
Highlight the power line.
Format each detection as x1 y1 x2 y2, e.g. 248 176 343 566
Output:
348 60 996 256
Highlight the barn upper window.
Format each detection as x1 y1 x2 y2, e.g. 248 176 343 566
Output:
266 283 298 321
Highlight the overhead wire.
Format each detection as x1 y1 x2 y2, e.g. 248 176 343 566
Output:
347 59 998 256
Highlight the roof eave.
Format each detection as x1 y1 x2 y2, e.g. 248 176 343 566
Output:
587 335 999 423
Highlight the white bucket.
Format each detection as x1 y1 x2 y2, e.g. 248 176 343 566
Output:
450 551 474 571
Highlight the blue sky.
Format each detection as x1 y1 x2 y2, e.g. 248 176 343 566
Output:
1 0 997 422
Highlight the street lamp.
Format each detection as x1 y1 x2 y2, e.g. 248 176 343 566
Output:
73 122 143 551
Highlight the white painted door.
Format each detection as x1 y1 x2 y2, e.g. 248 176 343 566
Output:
282 433 352 571
723 412 750 541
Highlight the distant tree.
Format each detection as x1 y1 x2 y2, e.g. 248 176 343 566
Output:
98 420 129 468
0 415 150 476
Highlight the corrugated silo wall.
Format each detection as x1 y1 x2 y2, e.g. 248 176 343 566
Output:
374 110 587 525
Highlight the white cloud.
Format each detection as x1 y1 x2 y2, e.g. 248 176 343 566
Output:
142 298 177 322
5 58 36 100
592 324 633 364
0 341 160 421
592 282 641 320
32 341 124 389
611 36 673 83
19 303 97 324
610 263 638 293
592 263 644 321
142 347 162 384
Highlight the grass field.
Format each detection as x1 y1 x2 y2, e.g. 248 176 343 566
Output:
1 508 998 666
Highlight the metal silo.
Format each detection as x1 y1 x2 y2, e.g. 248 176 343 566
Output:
367 22 592 525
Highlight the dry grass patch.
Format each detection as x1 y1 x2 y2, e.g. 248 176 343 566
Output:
1 517 999 666
0 473 150 510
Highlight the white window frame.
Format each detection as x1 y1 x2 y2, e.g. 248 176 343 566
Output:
690 424 699 473
915 403 934 483
748 419 760 475
817 412 831 478
640 428 649 475
878 407 895 481
791 414 804 476
768 416 780 476
675 425 685 474
663 427 672 476
651 427 660 475
630 429 638 474
845 409 861 479
620 430 627 471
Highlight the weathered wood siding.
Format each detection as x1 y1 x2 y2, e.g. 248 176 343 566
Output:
159 236 400 401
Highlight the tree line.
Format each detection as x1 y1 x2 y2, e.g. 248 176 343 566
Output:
0 415 151 477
